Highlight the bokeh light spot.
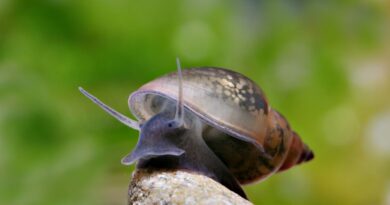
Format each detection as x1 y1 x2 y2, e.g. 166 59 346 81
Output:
275 44 311 89
365 110 390 157
278 172 310 200
173 21 216 61
348 59 388 92
385 182 390 205
322 105 360 146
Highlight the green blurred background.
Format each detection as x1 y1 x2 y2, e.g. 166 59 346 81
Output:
0 0 389 204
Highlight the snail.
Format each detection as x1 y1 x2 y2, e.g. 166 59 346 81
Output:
79 59 314 199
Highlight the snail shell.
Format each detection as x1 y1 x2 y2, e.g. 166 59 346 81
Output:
129 67 313 184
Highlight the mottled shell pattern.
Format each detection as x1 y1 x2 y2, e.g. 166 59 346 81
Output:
129 67 313 184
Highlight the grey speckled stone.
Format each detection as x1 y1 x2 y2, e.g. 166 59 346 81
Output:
128 169 253 205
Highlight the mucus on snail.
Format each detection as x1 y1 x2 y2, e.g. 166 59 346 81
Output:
79 59 314 199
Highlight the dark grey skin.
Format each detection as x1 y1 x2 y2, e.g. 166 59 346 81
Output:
122 112 247 199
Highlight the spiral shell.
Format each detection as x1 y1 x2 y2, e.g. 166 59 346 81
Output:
129 67 313 183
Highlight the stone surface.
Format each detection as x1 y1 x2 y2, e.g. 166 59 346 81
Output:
128 169 253 205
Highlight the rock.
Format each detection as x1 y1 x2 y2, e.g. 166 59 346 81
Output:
128 169 253 205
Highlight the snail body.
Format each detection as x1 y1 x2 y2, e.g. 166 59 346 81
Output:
79 60 313 199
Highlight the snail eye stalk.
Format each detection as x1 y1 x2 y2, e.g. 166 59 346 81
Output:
79 87 140 131
175 57 184 127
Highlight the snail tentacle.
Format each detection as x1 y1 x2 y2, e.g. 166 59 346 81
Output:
79 87 140 130
175 58 185 127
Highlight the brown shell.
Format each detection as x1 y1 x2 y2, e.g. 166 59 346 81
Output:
128 67 313 184
205 109 296 184
129 68 270 147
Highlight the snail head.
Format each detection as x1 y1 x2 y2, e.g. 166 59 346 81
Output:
79 58 188 165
